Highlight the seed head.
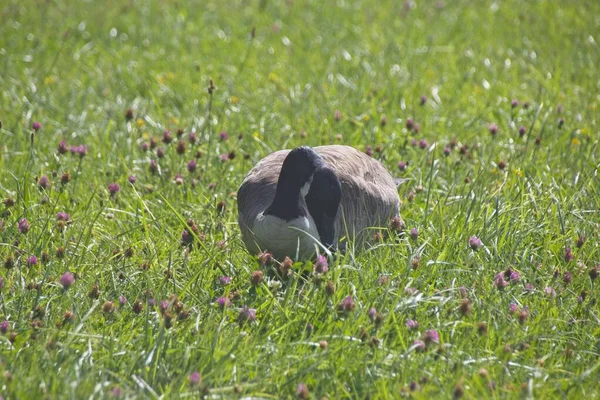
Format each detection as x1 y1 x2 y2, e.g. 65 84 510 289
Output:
420 95 427 105
397 161 407 171
511 99 519 108
488 123 498 136
219 131 229 141
60 172 71 185
32 121 41 131
518 126 526 137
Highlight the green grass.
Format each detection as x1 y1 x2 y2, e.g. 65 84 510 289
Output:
1 0 599 398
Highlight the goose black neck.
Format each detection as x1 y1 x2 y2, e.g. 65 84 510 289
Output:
305 167 342 249
265 146 323 221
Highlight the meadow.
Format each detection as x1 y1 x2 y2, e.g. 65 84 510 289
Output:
1 0 599 398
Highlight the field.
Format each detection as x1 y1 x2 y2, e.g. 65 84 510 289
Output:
1 0 599 398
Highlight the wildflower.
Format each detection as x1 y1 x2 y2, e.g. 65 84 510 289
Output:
108 183 120 196
119 295 127 306
497 160 507 170
410 228 419 241
418 139 428 149
59 272 75 289
60 172 71 185
156 147 165 158
146 161 160 178
518 126 526 137
18 218 30 234
420 95 427 105
397 161 407 171
468 236 482 250
494 273 509 290
296 383 309 399
187 160 197 173
458 299 472 315
32 122 41 131
453 381 464 399
71 145 88 157
378 275 390 286
380 114 387 126
544 286 556 298
38 175 51 190
405 319 419 330
564 247 574 262
558 118 565 128
219 276 231 286
589 265 599 281
575 235 585 248
159 300 169 314
27 255 38 267
128 175 136 184
102 301 115 313
56 212 70 222
413 339 426 352
162 130 173 144
443 146 451 156
406 118 415 131
250 270 263 286
365 146 373 157
488 123 498 136
132 300 143 314
508 303 518 314
337 295 356 314
216 297 230 309
219 131 229 141
524 283 534 293
314 254 328 273
219 153 229 162
476 322 488 335
511 99 519 108
563 271 572 284
238 306 257 325
188 372 201 386
0 321 9 334
413 123 420 133
125 108 134 121
509 271 520 282
368 307 377 321
334 110 342 122
176 141 186 155
517 308 530 324
174 174 184 185
423 329 440 345
189 131 197 144
325 281 335 295
258 251 273 266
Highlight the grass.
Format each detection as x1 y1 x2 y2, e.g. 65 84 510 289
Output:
1 0 599 398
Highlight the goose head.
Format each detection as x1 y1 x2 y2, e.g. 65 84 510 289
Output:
264 146 324 220
259 146 341 257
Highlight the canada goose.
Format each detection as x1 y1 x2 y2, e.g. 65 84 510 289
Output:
237 145 400 260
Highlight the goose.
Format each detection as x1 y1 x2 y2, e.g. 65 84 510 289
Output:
237 145 401 260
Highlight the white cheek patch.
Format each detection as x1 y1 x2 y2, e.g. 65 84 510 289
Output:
252 213 320 259
300 176 313 197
